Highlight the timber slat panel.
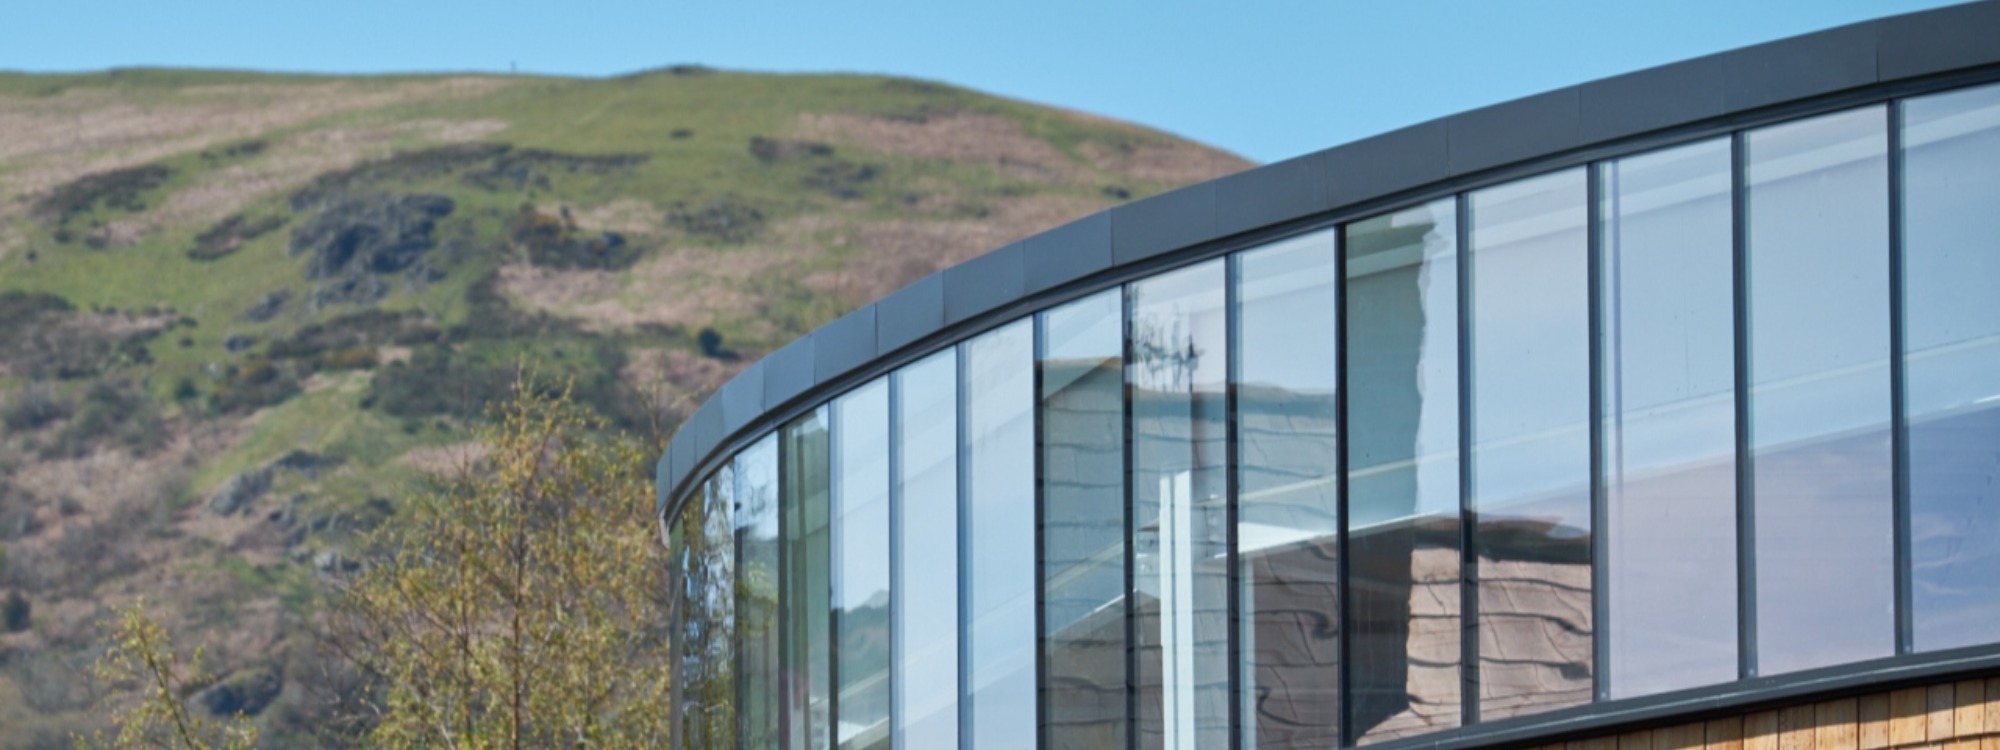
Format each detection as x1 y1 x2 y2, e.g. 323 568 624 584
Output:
1820 697 1860 750
1749 710 1781 750
1711 715 1747 750
1864 692 1895 750
1896 687 1933 745
1933 684 1960 740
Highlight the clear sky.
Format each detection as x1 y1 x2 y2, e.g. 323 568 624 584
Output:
5 0 1963 163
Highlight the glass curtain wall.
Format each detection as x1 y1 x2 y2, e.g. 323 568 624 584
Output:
1466 168 1594 720
784 411 833 750
1233 231 1341 749
1901 82 2000 652
739 437 782 750
1037 290 1128 750
894 352 961 749
683 473 738 749
1597 139 1739 697
1129 261 1230 750
1744 106 1894 675
963 321 1038 749
1343 198 1463 744
835 381 893 750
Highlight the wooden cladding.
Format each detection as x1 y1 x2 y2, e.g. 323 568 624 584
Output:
1529 679 2000 750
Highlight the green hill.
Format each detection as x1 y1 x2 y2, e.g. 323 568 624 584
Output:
0 66 1246 745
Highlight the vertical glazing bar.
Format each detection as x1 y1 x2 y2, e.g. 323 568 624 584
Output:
1732 131 1758 680
778 434 792 750
1587 163 1609 704
888 374 905 750
1124 287 1139 750
828 405 843 745
1888 101 1914 657
1033 320 1048 750
1334 227 1353 747
1455 195 1479 726
1224 254 1243 750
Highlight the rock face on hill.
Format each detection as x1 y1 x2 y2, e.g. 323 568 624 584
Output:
0 66 1248 746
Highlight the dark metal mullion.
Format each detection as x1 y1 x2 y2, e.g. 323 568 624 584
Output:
888 373 905 749
1456 194 1480 726
777 430 792 750
1732 131 1759 680
1033 317 1050 750
1335 227 1355 747
1888 101 1914 657
1123 285 1140 750
1225 254 1245 750
1587 164 1610 704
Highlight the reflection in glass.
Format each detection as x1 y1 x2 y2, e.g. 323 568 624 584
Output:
1344 199 1462 743
1746 106 1894 675
1902 84 2000 652
1598 140 1738 697
964 320 1037 749
738 437 782 749
785 411 834 750
836 381 892 750
1468 168 1593 719
682 474 737 749
1130 260 1229 750
1234 231 1340 748
1038 290 1127 750
895 351 960 750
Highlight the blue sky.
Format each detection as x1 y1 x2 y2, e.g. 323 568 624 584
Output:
4 1 1960 163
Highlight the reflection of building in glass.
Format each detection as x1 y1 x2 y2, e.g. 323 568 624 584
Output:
658 5 2000 749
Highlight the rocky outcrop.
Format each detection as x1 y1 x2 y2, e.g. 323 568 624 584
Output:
289 193 456 309
195 666 281 717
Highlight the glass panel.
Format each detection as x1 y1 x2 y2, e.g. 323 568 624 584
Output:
1038 289 1128 750
1129 260 1229 750
1344 198 1462 743
1598 139 1739 697
1234 231 1340 748
1902 83 2000 652
786 411 834 750
740 437 783 749
1745 106 1894 674
964 320 1037 749
836 380 893 750
895 351 961 750
683 473 738 749
1468 168 1593 719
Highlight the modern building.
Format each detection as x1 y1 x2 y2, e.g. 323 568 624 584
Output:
655 4 2000 749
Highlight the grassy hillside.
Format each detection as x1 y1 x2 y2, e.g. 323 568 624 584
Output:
0 66 1246 746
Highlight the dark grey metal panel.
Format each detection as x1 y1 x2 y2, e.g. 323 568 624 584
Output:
877 273 946 354
1580 54 1729 143
1024 212 1113 294
763 334 815 408
687 396 726 468
813 303 879 384
1110 181 1217 265
1214 152 1327 238
668 450 684 520
1720 20 1878 113
1447 86 1583 176
669 427 697 501
1879 1 2000 81
719 358 766 436
1322 118 1449 209
944 241 1026 325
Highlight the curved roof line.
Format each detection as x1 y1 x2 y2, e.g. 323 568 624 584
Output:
658 0 2000 519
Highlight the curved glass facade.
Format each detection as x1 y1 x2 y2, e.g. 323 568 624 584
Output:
666 78 2000 750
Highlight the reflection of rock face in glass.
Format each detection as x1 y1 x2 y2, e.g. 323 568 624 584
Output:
1902 82 2000 653
1235 231 1341 749
1746 106 1894 675
1598 139 1739 698
1039 290 1127 750
682 473 737 750
783 411 832 750
1468 168 1594 720
1344 199 1463 744
738 438 782 750
894 351 959 749
834 381 891 750
1129 261 1229 750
